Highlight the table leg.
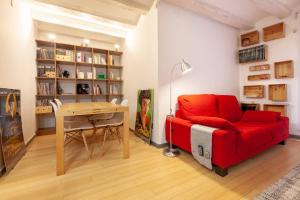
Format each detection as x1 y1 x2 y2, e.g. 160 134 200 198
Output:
56 114 65 175
123 110 130 158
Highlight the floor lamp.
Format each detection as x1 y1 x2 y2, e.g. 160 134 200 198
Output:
163 59 192 157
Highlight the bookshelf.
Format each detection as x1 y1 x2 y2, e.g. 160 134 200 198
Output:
35 40 124 135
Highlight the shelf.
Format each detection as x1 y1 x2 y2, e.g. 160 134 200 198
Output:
241 103 260 111
108 79 123 82
108 65 123 69
94 79 107 82
36 77 56 80
239 45 267 64
76 62 93 67
56 60 75 65
109 50 123 56
57 78 76 81
36 59 55 63
249 64 270 72
57 94 76 96
93 94 107 97
77 78 93 81
108 94 124 96
93 64 107 68
36 95 55 97
36 40 55 47
76 46 92 51
77 94 93 96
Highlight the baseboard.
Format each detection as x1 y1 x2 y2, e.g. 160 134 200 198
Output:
150 141 168 148
130 128 168 148
289 134 300 139
25 134 36 146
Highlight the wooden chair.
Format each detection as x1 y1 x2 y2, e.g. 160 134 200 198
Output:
49 100 94 158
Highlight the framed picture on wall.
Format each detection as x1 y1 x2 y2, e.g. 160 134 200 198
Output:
135 89 154 144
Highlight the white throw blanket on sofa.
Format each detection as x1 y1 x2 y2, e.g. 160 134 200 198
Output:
191 124 217 170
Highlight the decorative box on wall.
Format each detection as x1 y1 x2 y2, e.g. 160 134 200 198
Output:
264 104 286 116
240 31 259 47
269 84 287 101
274 60 294 79
244 85 265 98
239 45 267 63
263 22 285 42
248 74 270 81
249 64 270 71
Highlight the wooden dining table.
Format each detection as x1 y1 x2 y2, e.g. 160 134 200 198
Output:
55 102 130 176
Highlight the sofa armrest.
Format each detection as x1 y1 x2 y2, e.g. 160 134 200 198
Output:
212 129 237 169
240 110 281 122
165 117 193 152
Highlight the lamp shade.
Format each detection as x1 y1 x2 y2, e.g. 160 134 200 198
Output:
180 59 192 74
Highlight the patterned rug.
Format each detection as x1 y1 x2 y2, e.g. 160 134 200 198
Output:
255 165 300 200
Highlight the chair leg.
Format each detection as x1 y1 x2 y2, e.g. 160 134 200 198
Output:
116 127 122 144
81 132 90 159
102 127 108 149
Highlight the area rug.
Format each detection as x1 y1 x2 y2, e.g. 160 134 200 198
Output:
255 164 300 200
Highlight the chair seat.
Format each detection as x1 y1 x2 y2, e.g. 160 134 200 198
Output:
94 118 123 128
64 121 94 132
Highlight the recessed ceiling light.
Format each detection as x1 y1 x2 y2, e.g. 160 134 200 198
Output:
48 33 56 41
83 39 90 44
114 44 120 51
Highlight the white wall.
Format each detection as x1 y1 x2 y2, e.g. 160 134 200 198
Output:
0 0 37 143
156 2 239 144
122 3 159 135
239 14 300 135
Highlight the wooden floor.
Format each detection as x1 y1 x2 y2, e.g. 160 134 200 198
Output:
0 133 300 200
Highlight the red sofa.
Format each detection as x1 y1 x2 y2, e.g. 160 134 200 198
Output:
165 94 289 176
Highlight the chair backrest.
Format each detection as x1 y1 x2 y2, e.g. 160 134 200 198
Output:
49 100 58 116
54 98 63 108
111 98 118 105
121 99 128 106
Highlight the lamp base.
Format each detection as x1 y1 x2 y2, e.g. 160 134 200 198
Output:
163 147 180 157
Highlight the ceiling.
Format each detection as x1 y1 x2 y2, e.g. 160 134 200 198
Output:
163 0 300 30
28 0 155 41
34 0 155 25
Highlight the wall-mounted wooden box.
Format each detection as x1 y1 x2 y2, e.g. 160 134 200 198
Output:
263 22 285 42
241 103 260 111
248 74 270 81
269 84 287 101
249 64 270 71
263 104 286 116
241 31 259 47
239 45 267 63
244 85 264 98
274 60 294 79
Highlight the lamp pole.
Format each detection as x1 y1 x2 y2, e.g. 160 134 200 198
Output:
164 59 192 157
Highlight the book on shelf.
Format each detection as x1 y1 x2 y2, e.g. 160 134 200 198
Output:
93 84 102 95
37 47 54 60
37 82 55 96
56 49 74 61
93 54 106 64
36 99 52 106
37 64 55 77
76 52 92 63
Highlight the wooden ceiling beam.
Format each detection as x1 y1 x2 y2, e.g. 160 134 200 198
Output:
111 0 154 14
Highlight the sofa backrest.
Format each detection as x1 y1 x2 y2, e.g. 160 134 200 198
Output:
177 94 243 122
216 95 243 122
177 94 219 119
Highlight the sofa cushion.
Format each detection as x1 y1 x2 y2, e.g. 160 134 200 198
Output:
187 116 240 132
240 110 280 123
178 94 219 119
216 95 243 122
234 122 274 156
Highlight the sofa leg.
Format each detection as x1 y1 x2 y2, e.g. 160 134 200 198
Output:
214 166 228 177
279 140 286 145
